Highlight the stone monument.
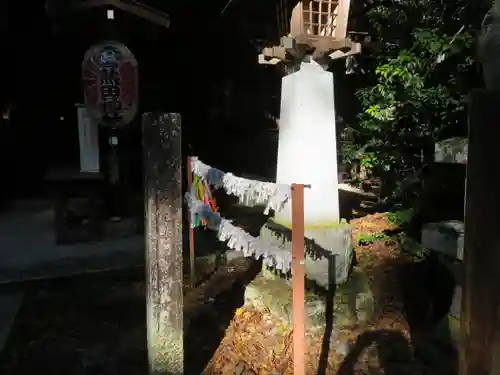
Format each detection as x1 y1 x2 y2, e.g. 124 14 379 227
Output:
260 59 353 287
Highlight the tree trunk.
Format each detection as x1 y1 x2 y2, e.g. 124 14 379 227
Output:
459 90 500 375
142 112 183 375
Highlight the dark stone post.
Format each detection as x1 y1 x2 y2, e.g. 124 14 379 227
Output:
142 112 183 374
460 90 500 375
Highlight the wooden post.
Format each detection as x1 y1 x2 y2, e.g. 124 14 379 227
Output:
460 90 500 375
292 183 306 375
186 156 196 288
142 112 183 375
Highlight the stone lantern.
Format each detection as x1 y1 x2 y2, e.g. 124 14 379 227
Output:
259 0 367 287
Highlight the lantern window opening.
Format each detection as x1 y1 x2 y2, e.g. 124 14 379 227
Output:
276 0 345 40
302 0 339 37
107 8 115 19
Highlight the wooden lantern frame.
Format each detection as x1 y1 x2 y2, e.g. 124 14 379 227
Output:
259 0 363 65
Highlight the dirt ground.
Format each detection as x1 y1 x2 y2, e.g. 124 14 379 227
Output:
0 213 457 375
204 213 456 375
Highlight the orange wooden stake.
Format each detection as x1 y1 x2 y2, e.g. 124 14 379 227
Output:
187 156 196 288
291 183 306 375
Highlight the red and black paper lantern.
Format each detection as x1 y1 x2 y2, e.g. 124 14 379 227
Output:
82 41 138 128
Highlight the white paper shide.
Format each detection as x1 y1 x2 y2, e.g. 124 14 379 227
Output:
190 157 291 214
186 157 293 272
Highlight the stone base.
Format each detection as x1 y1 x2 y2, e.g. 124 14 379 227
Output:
260 218 353 286
244 268 374 332
192 250 245 276
447 315 461 344
421 221 464 260
413 316 459 374
434 137 468 164
430 288 462 347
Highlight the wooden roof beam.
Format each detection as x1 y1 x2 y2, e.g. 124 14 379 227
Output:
74 0 170 28
257 36 362 65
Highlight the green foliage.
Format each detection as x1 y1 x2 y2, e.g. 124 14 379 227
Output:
387 209 415 227
397 233 430 259
342 0 488 205
357 232 390 245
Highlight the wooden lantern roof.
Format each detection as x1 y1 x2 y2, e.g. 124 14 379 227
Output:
259 0 363 65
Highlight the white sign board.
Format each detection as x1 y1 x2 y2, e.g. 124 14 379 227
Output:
76 105 100 173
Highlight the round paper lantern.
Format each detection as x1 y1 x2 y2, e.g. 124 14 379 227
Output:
82 41 138 127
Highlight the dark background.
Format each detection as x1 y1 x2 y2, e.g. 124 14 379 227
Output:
0 0 357 198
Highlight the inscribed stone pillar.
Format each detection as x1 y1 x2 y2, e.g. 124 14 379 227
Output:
260 60 353 286
143 112 183 375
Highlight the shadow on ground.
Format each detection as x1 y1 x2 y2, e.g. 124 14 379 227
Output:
0 268 148 375
337 329 414 375
398 254 456 335
0 256 260 375
397 254 458 375
184 260 261 375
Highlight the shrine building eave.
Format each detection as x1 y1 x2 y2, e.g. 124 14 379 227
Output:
46 0 170 29
74 0 170 28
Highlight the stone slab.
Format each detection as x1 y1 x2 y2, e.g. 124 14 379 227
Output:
244 269 374 332
0 202 145 283
435 137 468 164
421 221 464 260
0 292 23 352
260 218 353 286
